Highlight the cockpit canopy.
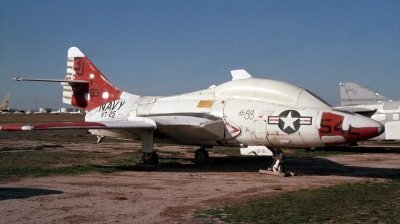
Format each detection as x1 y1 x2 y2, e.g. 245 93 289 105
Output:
215 78 331 108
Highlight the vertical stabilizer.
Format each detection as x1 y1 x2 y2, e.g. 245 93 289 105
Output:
63 47 123 112
340 82 391 106
0 93 10 111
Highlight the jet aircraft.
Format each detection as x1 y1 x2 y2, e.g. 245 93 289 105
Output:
339 82 400 140
0 47 384 173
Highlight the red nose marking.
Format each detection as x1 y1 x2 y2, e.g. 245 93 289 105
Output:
318 112 379 146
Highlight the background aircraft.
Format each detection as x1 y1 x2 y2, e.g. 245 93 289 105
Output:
0 47 384 173
0 93 27 114
70 109 84 115
0 93 10 112
339 82 400 140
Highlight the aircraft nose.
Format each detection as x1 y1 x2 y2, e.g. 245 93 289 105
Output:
318 110 384 145
375 122 385 136
346 113 385 138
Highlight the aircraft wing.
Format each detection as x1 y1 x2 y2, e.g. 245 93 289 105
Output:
334 106 377 118
0 119 156 131
138 116 230 143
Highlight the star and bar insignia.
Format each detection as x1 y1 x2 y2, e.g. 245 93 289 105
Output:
268 110 312 134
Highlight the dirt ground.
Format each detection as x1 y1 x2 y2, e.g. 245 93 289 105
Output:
0 114 399 223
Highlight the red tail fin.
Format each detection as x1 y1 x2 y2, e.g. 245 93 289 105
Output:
63 47 123 112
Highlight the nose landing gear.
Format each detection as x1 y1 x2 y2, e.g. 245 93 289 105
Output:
269 148 285 173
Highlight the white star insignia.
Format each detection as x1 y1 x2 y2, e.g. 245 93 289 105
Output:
280 112 299 130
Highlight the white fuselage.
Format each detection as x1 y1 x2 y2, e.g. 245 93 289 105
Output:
85 78 383 149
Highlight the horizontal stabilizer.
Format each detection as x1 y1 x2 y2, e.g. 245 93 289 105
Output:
0 120 156 131
13 77 89 84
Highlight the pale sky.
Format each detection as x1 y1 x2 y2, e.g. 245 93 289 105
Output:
1 0 399 110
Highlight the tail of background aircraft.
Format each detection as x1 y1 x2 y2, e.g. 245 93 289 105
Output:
0 93 10 111
340 82 391 106
63 47 124 111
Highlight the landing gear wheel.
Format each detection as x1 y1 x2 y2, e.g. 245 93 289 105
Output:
195 148 209 162
143 152 159 165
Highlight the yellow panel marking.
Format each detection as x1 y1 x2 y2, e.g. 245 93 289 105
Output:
197 100 214 108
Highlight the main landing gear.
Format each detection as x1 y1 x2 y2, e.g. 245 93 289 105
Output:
142 146 210 165
269 148 285 173
195 147 210 162
95 131 160 165
140 130 158 165
142 152 159 165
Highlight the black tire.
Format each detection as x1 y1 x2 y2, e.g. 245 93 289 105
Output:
143 152 159 165
195 148 209 162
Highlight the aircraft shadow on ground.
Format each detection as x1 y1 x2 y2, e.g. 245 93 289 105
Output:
91 147 400 179
314 146 400 154
0 187 63 201
282 156 400 179
292 146 400 179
